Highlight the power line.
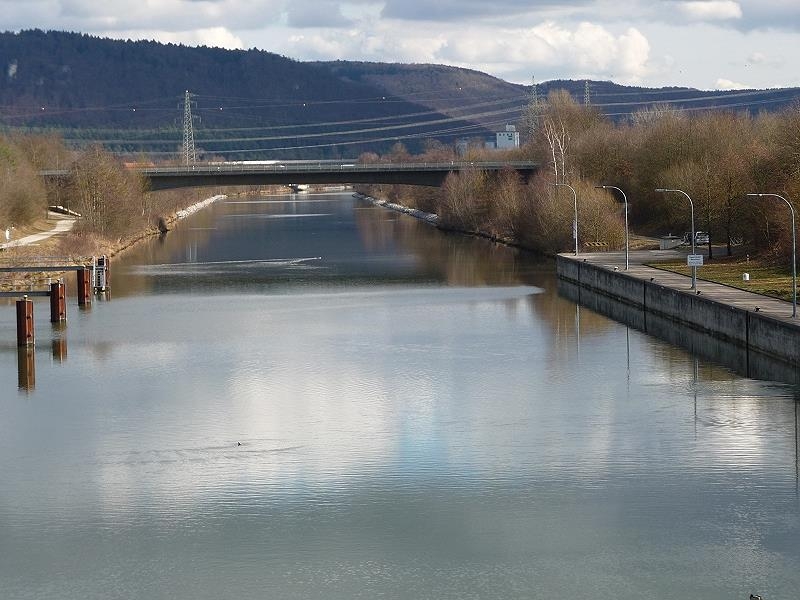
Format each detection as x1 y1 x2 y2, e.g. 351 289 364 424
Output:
60 105 525 146
138 117 514 156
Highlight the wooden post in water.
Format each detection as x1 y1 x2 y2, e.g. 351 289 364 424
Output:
16 296 34 347
77 268 91 306
50 281 67 323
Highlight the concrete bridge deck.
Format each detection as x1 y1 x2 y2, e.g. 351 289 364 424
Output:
41 160 539 190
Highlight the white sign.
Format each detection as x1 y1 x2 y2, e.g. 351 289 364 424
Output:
687 254 704 267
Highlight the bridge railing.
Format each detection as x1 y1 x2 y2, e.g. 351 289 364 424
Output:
133 160 537 176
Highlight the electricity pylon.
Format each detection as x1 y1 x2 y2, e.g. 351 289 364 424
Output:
182 90 197 166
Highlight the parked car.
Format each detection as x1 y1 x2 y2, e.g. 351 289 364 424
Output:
695 231 709 245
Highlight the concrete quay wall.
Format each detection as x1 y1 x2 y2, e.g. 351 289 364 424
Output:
556 255 800 367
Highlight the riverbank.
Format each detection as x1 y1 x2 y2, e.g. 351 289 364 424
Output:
0 194 226 292
358 189 800 372
354 191 528 248
103 194 227 258
354 192 439 225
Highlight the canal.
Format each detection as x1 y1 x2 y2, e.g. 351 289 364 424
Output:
1 192 798 599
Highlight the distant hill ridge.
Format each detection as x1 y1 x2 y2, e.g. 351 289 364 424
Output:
1 30 798 159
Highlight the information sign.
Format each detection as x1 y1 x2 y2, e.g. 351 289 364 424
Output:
687 254 704 267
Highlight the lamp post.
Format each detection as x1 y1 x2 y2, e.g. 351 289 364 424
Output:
656 188 696 290
597 185 628 270
747 193 796 318
554 182 578 256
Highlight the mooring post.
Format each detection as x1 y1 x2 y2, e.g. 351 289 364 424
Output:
49 281 67 323
16 295 34 347
77 268 91 306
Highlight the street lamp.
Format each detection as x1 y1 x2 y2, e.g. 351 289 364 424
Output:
554 182 578 256
655 188 696 290
746 193 796 318
596 185 628 270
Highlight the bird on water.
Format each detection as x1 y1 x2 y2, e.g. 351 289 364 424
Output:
750 594 763 600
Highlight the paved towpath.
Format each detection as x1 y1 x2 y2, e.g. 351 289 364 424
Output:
0 213 77 250
561 249 800 327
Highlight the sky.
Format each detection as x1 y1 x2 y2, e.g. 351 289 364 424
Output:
3 0 799 90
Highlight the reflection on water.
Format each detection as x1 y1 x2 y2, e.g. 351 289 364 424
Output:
558 279 800 385
16 346 34 391
0 193 798 599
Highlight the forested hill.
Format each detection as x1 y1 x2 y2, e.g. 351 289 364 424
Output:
0 30 494 158
2 30 799 160
2 29 479 129
321 61 800 127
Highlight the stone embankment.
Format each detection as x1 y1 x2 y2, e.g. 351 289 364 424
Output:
353 192 439 225
174 194 226 220
353 191 520 246
557 253 800 370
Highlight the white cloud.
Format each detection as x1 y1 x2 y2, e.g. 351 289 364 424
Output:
286 24 446 63
677 1 742 21
714 77 748 89
276 18 653 85
104 27 244 49
2 0 800 89
745 51 783 69
434 21 650 84
4 0 286 33
616 28 652 80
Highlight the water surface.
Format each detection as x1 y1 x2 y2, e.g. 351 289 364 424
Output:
1 192 798 599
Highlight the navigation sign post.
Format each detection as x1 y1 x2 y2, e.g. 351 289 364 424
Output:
687 254 702 291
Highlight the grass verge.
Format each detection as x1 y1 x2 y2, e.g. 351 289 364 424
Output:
648 257 795 302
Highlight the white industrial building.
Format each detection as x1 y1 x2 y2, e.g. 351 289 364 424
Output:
454 124 520 155
496 124 519 149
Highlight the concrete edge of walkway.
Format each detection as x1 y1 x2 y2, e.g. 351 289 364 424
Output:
557 252 800 368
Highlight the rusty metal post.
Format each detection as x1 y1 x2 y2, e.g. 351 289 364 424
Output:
77 268 91 306
49 281 67 323
16 295 34 347
17 347 35 391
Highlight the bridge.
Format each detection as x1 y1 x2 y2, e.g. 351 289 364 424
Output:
41 160 539 191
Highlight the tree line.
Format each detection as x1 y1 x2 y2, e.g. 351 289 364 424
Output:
361 91 800 259
0 133 196 253
520 90 800 258
3 90 798 259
